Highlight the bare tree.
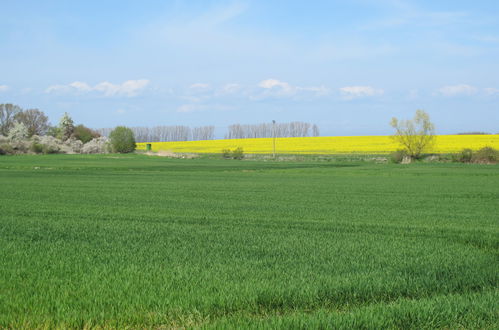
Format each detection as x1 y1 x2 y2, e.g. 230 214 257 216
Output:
14 109 50 137
97 125 207 143
225 121 317 139
0 103 22 136
192 126 215 140
390 109 435 159
312 124 320 137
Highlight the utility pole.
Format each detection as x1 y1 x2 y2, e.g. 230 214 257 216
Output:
272 120 276 159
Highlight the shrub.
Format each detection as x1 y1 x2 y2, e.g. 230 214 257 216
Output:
109 126 136 153
222 147 244 160
390 149 408 164
31 142 44 154
82 137 111 154
0 143 14 155
41 144 61 154
46 126 61 138
472 147 498 163
232 147 244 160
73 124 100 144
457 149 473 163
222 149 232 159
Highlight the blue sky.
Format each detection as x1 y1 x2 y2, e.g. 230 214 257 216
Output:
1 0 498 136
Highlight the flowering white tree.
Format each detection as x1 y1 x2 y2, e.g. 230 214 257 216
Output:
8 122 28 141
58 112 74 141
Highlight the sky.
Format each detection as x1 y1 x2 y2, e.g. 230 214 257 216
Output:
1 0 498 136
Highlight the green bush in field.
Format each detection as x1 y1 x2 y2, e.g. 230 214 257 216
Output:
221 147 244 159
389 149 408 163
109 126 136 153
232 147 244 160
73 124 100 144
457 149 473 163
0 143 14 155
472 146 498 163
222 149 232 159
30 142 43 154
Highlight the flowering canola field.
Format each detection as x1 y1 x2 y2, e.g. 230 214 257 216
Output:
137 134 499 154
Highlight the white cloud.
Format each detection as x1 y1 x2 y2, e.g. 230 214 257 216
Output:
259 78 290 90
339 86 384 99
220 83 241 94
45 79 150 97
45 84 69 93
189 83 210 90
0 85 9 92
257 78 329 98
437 84 477 97
177 103 234 113
484 88 499 95
215 83 241 96
69 81 92 92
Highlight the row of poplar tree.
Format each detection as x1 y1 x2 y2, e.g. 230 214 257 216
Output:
96 122 319 143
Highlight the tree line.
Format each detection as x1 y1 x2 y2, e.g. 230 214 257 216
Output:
95 126 216 143
96 121 320 142
225 122 319 139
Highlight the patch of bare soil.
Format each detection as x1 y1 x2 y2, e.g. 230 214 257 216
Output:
144 151 198 159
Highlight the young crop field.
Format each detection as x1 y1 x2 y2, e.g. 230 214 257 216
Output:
136 134 499 154
0 155 498 328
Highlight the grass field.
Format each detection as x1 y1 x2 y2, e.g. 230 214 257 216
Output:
0 154 498 328
137 134 499 154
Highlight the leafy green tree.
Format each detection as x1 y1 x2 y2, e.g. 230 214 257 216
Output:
109 126 136 153
390 110 435 159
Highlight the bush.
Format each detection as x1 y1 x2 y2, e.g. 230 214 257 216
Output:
0 143 14 155
82 137 111 154
31 142 44 154
73 124 99 143
232 147 244 160
109 126 136 153
222 147 244 160
390 149 408 164
46 126 61 138
222 149 232 159
41 144 61 154
457 149 473 163
472 146 498 163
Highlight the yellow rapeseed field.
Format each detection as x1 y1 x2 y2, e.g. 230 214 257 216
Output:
137 135 499 154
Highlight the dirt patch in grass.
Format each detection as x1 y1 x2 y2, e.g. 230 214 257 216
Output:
144 150 198 159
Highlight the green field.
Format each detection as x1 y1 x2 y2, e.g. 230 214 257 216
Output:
0 155 498 328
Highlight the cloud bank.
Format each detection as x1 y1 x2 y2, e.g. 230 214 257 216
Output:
339 86 384 100
437 84 477 97
46 79 150 97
